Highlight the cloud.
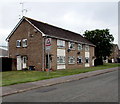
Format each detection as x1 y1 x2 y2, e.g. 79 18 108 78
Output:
0 28 11 46
0 1 118 47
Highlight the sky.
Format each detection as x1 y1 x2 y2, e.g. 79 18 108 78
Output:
0 0 119 48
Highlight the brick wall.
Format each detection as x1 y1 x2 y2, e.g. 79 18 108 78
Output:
49 38 95 70
8 20 95 71
9 20 43 71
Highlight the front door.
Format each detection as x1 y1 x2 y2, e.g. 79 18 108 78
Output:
17 56 22 70
46 54 51 69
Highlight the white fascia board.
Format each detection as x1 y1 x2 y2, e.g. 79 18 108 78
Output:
25 18 46 37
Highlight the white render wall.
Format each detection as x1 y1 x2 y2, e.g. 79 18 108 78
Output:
85 51 90 67
85 52 90 58
57 43 66 69
57 49 65 56
57 65 66 69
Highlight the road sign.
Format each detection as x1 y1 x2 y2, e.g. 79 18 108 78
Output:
45 38 51 75
45 38 51 51
45 38 51 46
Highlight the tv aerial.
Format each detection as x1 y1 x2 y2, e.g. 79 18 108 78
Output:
19 2 28 19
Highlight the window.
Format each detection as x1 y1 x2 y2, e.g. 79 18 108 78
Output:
78 44 83 50
57 40 65 48
22 56 27 63
68 42 75 50
68 56 75 64
22 39 27 47
57 56 65 64
85 57 89 63
77 56 82 64
16 40 21 47
85 45 89 51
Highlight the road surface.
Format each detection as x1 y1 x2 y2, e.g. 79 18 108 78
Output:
3 70 118 102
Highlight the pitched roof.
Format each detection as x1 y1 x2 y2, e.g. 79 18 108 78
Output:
26 17 94 46
7 16 95 46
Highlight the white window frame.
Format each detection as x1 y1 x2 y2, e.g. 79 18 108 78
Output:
77 56 82 64
78 44 83 50
57 56 65 64
85 57 89 63
85 45 89 51
16 40 21 47
68 42 75 50
57 39 65 48
22 56 27 63
68 56 75 64
22 39 27 48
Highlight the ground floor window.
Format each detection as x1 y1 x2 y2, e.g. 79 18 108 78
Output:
77 56 82 64
57 56 65 64
85 57 89 63
68 56 75 64
22 56 27 63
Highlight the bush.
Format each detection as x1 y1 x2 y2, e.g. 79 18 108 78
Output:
94 58 103 66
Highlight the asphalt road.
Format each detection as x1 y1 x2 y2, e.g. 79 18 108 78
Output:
3 70 118 102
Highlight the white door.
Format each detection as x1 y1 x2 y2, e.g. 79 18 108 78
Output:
17 56 22 70
92 59 95 66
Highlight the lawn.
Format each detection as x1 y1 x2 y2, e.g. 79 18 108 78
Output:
1 63 119 86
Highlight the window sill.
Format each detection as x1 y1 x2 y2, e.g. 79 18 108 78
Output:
57 63 65 65
23 46 28 48
77 63 83 64
78 50 83 51
16 46 21 48
57 47 65 49
68 63 75 64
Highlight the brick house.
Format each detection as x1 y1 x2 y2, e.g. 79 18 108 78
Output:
6 16 95 71
108 44 120 63
0 47 8 57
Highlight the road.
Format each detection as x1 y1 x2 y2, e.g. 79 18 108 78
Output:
3 70 118 102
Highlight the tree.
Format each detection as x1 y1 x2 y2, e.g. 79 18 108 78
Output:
83 29 114 65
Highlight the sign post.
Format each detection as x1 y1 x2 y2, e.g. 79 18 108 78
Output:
45 38 51 75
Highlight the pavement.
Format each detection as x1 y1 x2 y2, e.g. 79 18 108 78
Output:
1 67 119 97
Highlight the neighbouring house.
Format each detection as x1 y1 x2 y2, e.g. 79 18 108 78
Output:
6 16 95 71
0 47 8 57
106 44 120 63
118 50 120 63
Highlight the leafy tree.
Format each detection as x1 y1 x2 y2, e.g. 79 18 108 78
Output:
83 29 114 65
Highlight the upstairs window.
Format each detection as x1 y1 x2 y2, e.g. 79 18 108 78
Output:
85 45 89 51
68 42 75 50
77 56 82 64
22 39 27 47
16 40 21 47
68 56 75 64
57 40 65 48
78 44 83 50
57 56 65 64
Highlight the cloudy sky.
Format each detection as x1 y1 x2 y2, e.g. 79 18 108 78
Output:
0 0 119 48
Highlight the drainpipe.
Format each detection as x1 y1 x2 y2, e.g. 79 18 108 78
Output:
42 36 45 71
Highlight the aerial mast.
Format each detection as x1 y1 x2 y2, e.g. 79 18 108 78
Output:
19 2 28 19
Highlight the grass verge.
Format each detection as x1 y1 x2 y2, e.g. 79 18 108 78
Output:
1 63 119 86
